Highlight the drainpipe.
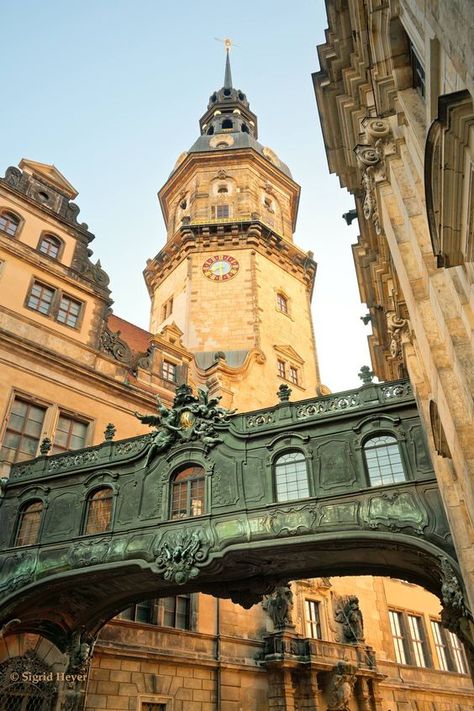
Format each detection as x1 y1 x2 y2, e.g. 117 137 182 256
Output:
215 597 221 711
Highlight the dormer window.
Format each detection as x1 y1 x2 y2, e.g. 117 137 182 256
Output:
38 233 62 259
0 210 21 237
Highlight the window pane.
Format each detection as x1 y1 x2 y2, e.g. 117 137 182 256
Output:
27 282 55 315
364 436 405 486
56 295 82 328
84 489 113 534
407 614 427 667
0 211 20 236
52 414 88 454
0 398 46 464
16 501 43 546
275 452 309 502
431 620 449 671
389 610 407 664
305 599 321 639
170 467 205 518
447 630 468 674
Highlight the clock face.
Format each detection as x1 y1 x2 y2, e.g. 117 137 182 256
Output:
202 254 239 281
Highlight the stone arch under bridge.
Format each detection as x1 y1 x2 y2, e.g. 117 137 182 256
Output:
0 379 473 699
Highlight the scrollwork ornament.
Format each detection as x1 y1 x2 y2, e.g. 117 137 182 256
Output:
154 529 210 584
439 557 473 634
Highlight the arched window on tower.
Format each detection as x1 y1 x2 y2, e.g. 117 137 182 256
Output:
363 435 406 486
0 210 21 237
84 488 114 534
15 500 44 546
221 118 233 129
274 452 309 502
170 465 206 519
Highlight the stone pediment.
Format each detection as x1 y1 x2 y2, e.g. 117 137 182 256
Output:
19 158 78 199
273 344 305 364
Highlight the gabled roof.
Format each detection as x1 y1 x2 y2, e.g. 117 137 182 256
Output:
108 314 151 353
19 159 78 199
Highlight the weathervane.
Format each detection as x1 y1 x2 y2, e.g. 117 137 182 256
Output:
214 37 238 53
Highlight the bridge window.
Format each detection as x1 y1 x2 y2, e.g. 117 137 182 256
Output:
363 435 405 486
84 488 113 534
305 599 322 639
274 452 310 502
15 500 43 546
171 465 205 519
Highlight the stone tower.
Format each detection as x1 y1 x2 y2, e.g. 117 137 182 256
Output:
145 50 321 410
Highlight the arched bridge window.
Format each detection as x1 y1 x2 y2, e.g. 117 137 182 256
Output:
15 500 43 546
84 487 113 534
275 452 309 502
364 435 405 486
171 465 205 519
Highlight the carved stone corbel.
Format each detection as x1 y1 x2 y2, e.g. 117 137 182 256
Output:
354 117 396 236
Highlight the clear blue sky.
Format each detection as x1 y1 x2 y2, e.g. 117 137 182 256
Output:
2 0 372 392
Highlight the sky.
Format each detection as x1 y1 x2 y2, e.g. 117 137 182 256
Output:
1 0 372 393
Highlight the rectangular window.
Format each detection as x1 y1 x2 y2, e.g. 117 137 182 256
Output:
431 620 449 671
389 610 407 664
26 280 83 329
289 366 299 385
118 599 155 624
277 359 286 378
161 296 173 321
447 630 468 674
216 204 230 219
410 43 425 98
27 281 55 316
0 397 46 464
57 294 82 328
162 360 177 382
276 293 288 314
52 413 88 454
162 595 191 630
305 599 322 639
141 703 167 711
407 614 428 667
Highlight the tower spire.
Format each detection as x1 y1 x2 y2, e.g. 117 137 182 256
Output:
223 38 233 89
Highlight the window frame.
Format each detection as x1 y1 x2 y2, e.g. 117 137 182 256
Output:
430 619 468 674
362 433 407 487
304 599 322 640
161 594 191 630
162 359 177 383
161 296 174 321
276 292 289 315
37 232 64 261
170 465 206 520
388 608 432 668
0 208 23 238
25 278 84 330
82 486 115 536
14 498 45 547
0 395 47 465
274 450 311 502
51 411 89 455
